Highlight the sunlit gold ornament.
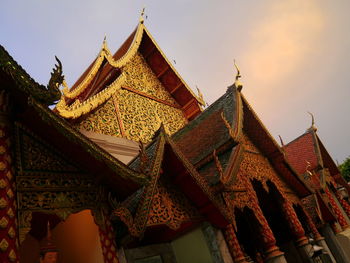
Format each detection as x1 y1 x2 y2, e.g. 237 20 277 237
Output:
6 171 12 180
0 179 7 189
7 208 14 218
6 189 13 199
0 146 6 155
0 239 9 252
233 60 243 91
0 161 6 171
8 227 15 239
0 217 9 229
0 198 7 209
8 249 16 262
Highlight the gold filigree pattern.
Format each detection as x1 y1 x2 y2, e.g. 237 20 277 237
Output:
116 89 187 142
78 97 122 137
147 182 200 229
124 53 179 103
76 52 188 142
17 126 79 174
231 134 299 207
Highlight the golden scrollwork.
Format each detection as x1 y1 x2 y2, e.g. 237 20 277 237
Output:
147 181 201 229
113 53 187 142
230 134 299 209
78 97 122 137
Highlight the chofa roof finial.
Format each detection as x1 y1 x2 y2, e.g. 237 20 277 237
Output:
140 7 146 23
278 135 285 147
307 111 317 132
234 59 243 91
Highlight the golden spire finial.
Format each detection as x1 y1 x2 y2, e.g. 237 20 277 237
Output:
140 7 146 23
233 59 243 91
307 111 317 132
196 85 205 105
102 35 108 50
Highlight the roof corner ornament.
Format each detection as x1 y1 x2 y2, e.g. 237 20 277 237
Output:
139 7 146 23
221 112 235 140
234 59 243 92
45 56 64 104
307 111 317 132
196 85 205 106
278 135 285 147
305 161 313 180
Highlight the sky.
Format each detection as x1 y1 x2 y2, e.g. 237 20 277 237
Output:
1 0 350 163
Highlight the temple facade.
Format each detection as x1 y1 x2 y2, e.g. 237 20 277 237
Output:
0 15 349 263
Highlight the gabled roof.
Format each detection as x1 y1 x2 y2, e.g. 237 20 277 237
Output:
284 127 348 192
284 131 319 175
173 84 312 197
56 20 204 121
112 128 230 241
0 44 145 198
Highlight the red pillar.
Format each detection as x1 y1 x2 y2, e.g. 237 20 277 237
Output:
0 91 19 263
325 188 349 230
243 177 284 259
97 209 119 263
224 224 247 263
335 191 350 219
280 201 308 246
301 207 323 241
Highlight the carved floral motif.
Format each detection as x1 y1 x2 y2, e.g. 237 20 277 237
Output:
78 98 122 137
147 181 201 229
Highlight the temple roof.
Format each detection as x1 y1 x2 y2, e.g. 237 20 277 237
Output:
56 20 204 121
113 128 230 241
284 131 319 175
0 44 145 198
172 84 312 197
284 126 348 192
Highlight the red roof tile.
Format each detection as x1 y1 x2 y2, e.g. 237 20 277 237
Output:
284 132 319 175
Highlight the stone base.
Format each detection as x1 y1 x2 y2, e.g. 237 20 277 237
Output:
316 238 336 263
336 227 350 260
296 243 313 263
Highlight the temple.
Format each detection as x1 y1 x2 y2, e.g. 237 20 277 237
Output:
0 13 349 263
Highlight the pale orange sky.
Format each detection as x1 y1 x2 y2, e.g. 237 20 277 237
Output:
1 0 349 162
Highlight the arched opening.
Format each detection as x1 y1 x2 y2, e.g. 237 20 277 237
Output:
234 207 264 262
252 179 304 262
19 209 104 263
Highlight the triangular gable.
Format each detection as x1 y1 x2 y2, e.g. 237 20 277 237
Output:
240 94 312 197
15 123 82 175
56 20 204 122
112 129 230 241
